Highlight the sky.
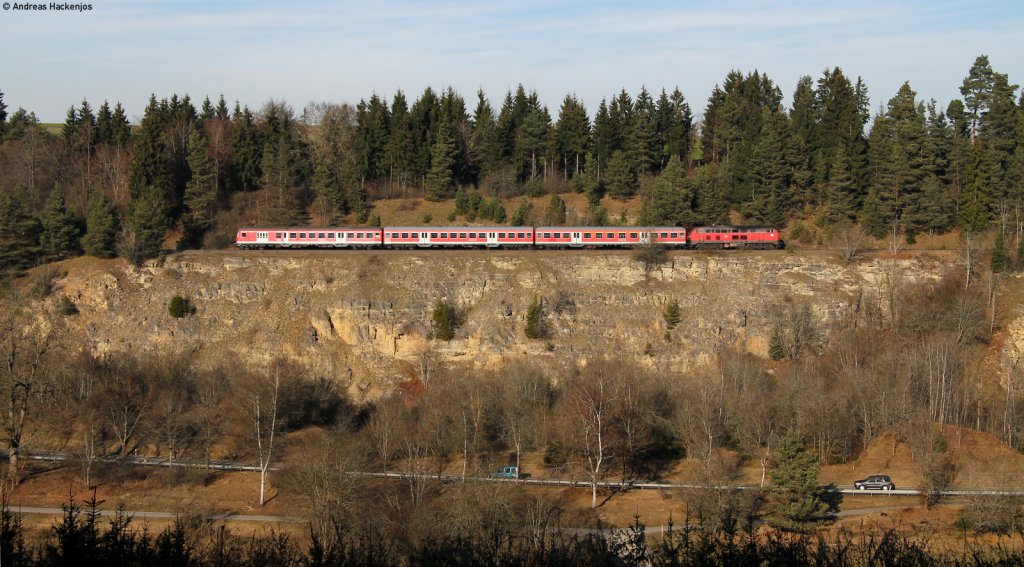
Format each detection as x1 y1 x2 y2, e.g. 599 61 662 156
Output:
2 0 1023 124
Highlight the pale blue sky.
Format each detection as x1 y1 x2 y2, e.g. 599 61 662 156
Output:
2 0 1022 123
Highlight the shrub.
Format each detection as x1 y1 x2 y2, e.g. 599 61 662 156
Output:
431 300 457 341
524 296 546 339
168 294 196 318
663 298 681 330
57 295 79 316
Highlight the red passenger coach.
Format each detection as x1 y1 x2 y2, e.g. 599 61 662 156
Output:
383 227 534 248
534 227 687 248
235 227 383 249
688 226 783 249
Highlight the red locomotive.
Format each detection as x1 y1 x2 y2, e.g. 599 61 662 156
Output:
235 225 783 250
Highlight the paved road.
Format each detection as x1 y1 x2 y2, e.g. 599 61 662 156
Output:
8 505 303 523
8 450 1024 498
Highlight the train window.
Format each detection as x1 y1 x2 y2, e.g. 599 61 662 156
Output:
326 233 333 238
518 233 525 238
670 232 678 238
660 232 667 238
460 233 467 238
497 233 504 238
431 233 438 238
276 233 282 238
401 233 409 238
317 233 324 238
467 233 475 238
583 233 591 238
595 233 603 239
299 233 307 238
618 233 626 239
240 232 247 237
629 233 637 238
740 235 748 240
289 233 296 238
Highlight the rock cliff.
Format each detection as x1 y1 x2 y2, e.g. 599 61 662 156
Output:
42 249 1011 401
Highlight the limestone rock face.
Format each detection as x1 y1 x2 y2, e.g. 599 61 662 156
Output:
43 251 956 401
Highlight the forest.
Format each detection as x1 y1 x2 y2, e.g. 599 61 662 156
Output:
1 54 1023 275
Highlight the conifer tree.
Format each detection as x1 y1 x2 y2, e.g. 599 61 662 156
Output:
546 194 567 225
40 186 81 262
644 155 693 226
82 190 118 258
768 429 834 531
0 185 42 276
431 300 456 341
524 296 546 339
510 197 531 226
822 145 857 224
181 131 216 249
124 185 169 263
958 144 996 233
663 298 681 330
992 230 1007 273
0 90 7 136
230 105 262 192
425 123 457 201
604 150 637 200
555 94 590 178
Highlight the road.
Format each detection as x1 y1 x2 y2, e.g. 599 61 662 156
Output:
8 505 302 523
8 450 1024 498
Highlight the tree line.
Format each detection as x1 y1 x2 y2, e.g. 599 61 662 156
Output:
1 54 1023 275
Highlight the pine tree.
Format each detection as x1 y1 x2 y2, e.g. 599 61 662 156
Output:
125 185 169 263
768 429 834 531
604 150 638 200
0 186 42 276
82 190 118 258
663 298 681 330
960 55 995 143
644 155 693 226
425 123 457 201
555 94 590 178
0 90 7 137
431 300 456 341
959 144 996 233
547 194 567 225
40 186 81 262
510 197 531 226
181 131 216 249
992 230 1007 273
524 296 546 339
230 106 262 192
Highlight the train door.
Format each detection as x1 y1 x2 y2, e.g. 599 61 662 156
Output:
256 231 269 246
571 232 582 246
487 232 498 247
639 231 651 245
418 231 430 247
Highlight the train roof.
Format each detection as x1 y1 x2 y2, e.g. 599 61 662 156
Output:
237 226 382 231
382 226 533 231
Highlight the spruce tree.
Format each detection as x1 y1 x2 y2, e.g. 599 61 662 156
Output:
125 185 169 263
425 123 457 201
82 190 118 258
992 230 1007 273
40 186 81 262
181 131 216 249
604 150 638 200
547 194 567 225
524 296 546 339
0 186 42 276
0 90 7 137
555 94 590 178
431 300 456 341
768 429 833 531
230 106 263 192
510 197 531 226
644 155 693 226
663 298 681 330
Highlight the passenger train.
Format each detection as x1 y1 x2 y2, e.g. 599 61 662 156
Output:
235 225 783 250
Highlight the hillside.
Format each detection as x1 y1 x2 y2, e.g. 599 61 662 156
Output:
35 248 983 403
